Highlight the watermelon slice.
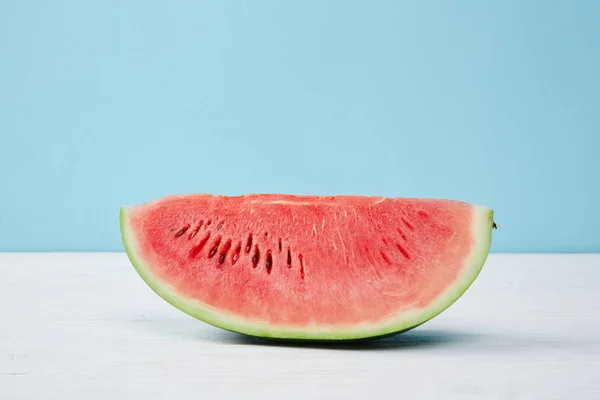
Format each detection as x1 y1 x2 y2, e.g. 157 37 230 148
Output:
120 194 494 341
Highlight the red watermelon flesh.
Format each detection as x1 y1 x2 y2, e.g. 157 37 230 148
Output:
121 194 494 340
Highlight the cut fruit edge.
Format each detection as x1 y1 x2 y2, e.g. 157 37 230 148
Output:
120 203 494 341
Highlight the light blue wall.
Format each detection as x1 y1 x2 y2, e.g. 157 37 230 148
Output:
1 1 598 252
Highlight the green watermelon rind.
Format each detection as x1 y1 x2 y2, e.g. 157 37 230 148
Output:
120 204 493 341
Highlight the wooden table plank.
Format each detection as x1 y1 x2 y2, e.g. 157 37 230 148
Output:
1 253 599 399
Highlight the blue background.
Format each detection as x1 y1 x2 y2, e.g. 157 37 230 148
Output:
1 1 598 252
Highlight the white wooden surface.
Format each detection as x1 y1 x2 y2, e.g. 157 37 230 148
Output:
1 253 599 399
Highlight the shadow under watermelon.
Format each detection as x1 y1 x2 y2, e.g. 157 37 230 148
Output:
218 328 478 350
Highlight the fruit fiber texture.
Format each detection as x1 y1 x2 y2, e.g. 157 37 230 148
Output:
121 194 494 340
